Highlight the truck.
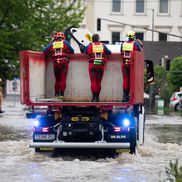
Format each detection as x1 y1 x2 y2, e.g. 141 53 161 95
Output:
19 27 154 154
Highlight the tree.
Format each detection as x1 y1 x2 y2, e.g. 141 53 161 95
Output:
0 0 85 82
167 56 182 92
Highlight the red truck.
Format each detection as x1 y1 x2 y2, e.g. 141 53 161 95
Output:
19 28 153 154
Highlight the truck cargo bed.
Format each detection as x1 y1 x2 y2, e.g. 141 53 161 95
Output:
20 51 144 107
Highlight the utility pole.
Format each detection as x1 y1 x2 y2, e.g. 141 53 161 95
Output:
148 9 154 41
147 8 155 113
151 9 154 41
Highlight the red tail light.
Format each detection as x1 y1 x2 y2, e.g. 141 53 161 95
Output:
33 127 49 132
171 97 176 101
114 127 121 132
42 127 49 132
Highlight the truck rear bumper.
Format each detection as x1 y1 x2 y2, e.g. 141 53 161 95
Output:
29 141 130 149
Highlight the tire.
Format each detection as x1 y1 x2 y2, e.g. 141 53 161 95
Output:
130 137 136 154
130 145 136 154
174 103 182 112
176 103 182 112
130 128 137 154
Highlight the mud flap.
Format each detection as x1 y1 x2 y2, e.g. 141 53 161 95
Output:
130 128 136 154
138 106 145 144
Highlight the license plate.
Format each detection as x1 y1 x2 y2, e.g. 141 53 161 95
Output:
34 134 55 140
71 117 89 122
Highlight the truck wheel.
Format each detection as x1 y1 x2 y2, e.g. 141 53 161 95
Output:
130 146 136 154
130 139 136 154
130 128 136 154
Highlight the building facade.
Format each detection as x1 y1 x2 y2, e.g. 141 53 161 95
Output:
82 0 182 43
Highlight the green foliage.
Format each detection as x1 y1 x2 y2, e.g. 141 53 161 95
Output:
167 56 182 92
145 65 172 106
0 0 85 81
160 160 182 182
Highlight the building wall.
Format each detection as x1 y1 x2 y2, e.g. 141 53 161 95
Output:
143 41 182 63
82 0 182 42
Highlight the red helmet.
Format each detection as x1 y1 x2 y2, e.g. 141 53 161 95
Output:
56 32 65 40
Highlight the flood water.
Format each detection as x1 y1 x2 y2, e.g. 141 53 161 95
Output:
0 100 181 182
146 124 182 145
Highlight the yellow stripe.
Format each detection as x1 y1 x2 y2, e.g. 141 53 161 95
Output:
53 41 63 49
92 44 104 53
123 42 134 51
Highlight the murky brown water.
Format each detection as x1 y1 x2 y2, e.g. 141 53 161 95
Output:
147 124 182 145
0 101 182 182
0 124 31 142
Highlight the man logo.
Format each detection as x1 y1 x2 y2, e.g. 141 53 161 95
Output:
111 135 126 139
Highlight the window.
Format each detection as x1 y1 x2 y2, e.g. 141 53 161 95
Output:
136 0 144 13
159 0 168 13
136 32 144 40
112 0 121 12
159 32 167 41
112 32 120 44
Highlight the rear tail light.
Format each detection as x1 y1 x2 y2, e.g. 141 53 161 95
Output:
114 127 121 132
33 127 49 132
42 127 49 133
171 97 176 101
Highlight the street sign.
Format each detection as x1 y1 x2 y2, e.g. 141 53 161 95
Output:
6 79 20 95
157 99 164 115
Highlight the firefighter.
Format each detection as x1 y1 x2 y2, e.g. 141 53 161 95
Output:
51 31 57 42
84 34 111 102
43 32 74 101
121 31 142 102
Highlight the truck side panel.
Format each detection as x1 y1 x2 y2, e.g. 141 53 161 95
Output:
20 51 27 104
131 51 144 104
20 51 45 104
29 52 45 101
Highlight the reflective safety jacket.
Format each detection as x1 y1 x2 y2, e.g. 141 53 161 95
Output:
121 40 141 59
84 42 111 65
43 40 74 62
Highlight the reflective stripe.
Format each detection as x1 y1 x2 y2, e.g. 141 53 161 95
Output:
122 42 134 51
92 44 104 53
94 59 103 65
53 41 64 49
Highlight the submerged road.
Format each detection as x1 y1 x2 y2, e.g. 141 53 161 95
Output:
0 100 181 182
